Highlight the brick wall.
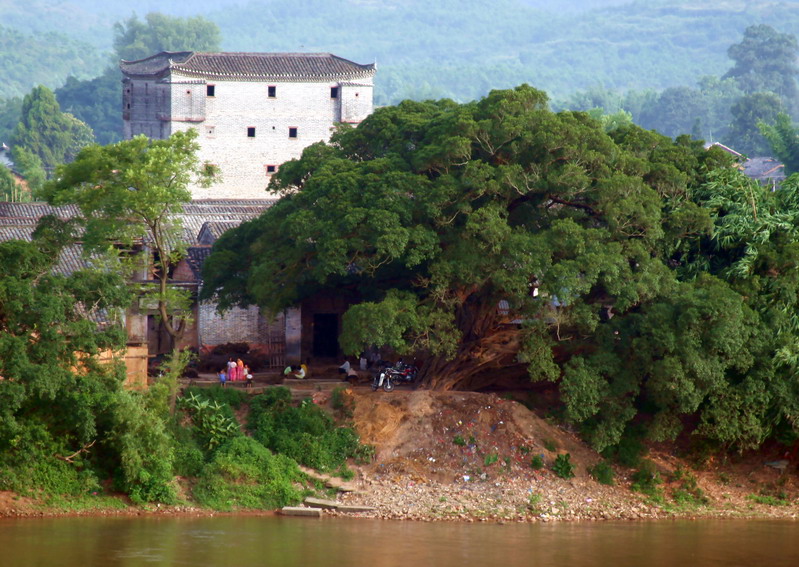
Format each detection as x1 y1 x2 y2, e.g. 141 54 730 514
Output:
198 301 286 349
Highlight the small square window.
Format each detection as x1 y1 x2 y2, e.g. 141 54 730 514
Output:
288 127 297 138
186 89 191 95
268 85 276 98
330 86 339 99
247 127 256 137
266 165 276 173
207 84 215 97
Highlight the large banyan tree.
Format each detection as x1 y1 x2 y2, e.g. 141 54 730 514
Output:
203 85 799 450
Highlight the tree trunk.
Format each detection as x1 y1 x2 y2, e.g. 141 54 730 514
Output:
420 326 525 390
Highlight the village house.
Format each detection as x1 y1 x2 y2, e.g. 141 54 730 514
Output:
120 51 376 199
0 52 376 378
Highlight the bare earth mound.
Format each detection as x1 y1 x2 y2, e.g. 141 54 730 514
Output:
337 389 799 522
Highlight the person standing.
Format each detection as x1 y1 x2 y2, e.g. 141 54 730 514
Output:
227 357 237 381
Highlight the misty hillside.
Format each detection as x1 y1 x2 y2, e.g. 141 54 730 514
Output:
3 0 798 104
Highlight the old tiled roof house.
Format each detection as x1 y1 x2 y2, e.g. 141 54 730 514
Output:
120 51 376 199
0 52 375 376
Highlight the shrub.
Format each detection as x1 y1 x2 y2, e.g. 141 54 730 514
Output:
670 466 707 506
453 435 466 446
193 437 302 510
484 453 499 466
109 391 176 504
178 391 241 451
631 460 662 498
602 427 647 468
531 454 545 470
183 385 246 409
588 460 615 485
552 453 575 479
331 386 354 418
247 390 364 472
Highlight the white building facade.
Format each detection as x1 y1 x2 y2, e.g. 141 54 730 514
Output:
120 51 376 199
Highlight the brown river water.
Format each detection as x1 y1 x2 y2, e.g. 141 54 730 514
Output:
1 515 798 566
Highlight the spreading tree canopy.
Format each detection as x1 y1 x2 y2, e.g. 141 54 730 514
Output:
203 85 799 450
43 130 217 349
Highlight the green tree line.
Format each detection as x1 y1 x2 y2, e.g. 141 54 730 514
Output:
204 84 799 454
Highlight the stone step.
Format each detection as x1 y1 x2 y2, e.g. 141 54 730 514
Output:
335 504 376 513
303 497 339 509
280 506 323 517
302 497 376 514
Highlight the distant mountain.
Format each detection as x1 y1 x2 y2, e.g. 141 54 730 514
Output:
0 25 107 99
1 0 798 109
208 0 799 104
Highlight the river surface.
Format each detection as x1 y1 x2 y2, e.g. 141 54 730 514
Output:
2 515 798 566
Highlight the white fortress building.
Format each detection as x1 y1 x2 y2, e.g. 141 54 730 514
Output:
120 51 376 199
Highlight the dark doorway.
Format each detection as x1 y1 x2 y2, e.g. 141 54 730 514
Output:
312 313 339 357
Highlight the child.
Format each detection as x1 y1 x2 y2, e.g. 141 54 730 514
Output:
218 368 227 387
244 365 253 388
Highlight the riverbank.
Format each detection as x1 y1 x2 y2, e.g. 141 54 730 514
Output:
330 389 799 522
2 388 798 522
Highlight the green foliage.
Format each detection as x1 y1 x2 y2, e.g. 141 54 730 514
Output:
0 26 106 100
759 113 799 174
183 384 246 410
527 492 543 514
109 390 176 504
543 439 558 452
56 68 122 146
670 467 707 507
178 391 241 452
193 436 302 511
453 435 467 447
0 422 101 499
724 24 799 104
601 427 648 468
747 493 790 506
44 130 216 345
113 13 220 62
10 85 95 173
552 453 575 479
330 386 354 418
726 92 784 156
530 454 545 470
205 82 799 453
588 461 615 485
631 460 663 498
484 453 499 467
247 389 364 472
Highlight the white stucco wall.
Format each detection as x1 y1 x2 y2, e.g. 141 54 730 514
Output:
124 72 374 199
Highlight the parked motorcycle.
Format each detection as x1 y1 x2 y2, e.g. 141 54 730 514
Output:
372 360 418 392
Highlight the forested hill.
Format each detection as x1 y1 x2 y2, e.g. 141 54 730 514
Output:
0 25 106 99
209 0 799 104
3 0 799 105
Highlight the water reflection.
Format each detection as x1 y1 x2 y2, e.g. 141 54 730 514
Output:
2 515 798 567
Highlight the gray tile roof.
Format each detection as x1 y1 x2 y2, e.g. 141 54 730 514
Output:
0 199 273 246
197 221 244 245
121 51 376 81
742 157 786 184
0 202 79 219
186 246 213 279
